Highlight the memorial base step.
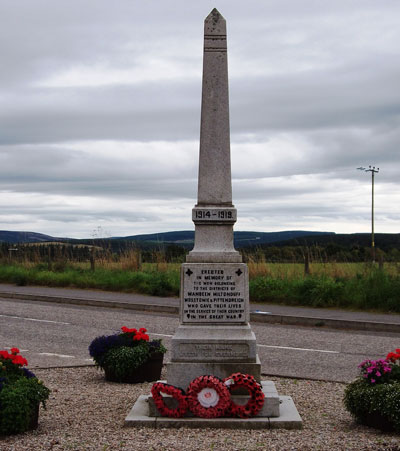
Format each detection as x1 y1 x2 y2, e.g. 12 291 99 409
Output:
125 390 302 429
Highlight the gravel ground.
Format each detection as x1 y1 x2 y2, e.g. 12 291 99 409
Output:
1 367 400 451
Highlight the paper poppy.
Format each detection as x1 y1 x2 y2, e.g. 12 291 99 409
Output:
151 382 188 418
224 373 265 418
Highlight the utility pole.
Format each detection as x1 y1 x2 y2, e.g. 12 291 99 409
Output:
357 166 380 263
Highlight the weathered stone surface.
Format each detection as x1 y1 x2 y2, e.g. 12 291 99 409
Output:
124 395 156 428
197 9 231 206
166 357 261 391
187 225 241 263
269 396 303 429
180 263 249 324
170 324 257 362
187 8 241 264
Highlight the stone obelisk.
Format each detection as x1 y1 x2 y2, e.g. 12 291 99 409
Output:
125 10 302 427
167 8 260 389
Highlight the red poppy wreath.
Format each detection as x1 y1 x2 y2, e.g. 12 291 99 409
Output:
186 375 231 418
223 372 265 418
151 382 188 418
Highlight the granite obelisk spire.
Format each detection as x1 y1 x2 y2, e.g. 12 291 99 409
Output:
187 8 241 263
198 8 232 205
167 8 260 390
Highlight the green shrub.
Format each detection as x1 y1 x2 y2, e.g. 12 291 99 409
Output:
0 349 50 436
103 346 150 379
89 326 167 382
344 379 400 432
344 350 400 432
0 378 50 435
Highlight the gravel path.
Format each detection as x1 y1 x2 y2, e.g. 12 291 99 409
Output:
1 367 400 450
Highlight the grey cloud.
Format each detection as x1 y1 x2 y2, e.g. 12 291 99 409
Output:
0 0 399 236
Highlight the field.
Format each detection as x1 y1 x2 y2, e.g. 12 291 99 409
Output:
0 256 399 313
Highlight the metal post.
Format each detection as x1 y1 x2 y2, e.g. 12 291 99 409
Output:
357 166 379 263
371 169 375 263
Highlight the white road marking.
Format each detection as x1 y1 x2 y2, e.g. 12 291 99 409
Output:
38 352 75 358
258 344 339 354
0 314 70 325
150 333 338 354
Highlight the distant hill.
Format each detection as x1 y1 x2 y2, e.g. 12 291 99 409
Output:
0 229 333 247
118 230 334 248
264 233 400 252
0 231 63 244
2 230 398 254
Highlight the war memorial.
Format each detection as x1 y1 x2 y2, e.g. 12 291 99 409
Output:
125 9 302 429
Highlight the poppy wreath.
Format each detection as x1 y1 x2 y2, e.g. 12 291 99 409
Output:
151 382 188 418
223 372 265 418
186 375 231 418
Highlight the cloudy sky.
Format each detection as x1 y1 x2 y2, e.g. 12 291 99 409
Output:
1 1 399 238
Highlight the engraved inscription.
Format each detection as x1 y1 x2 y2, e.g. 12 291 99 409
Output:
182 264 247 323
178 343 249 359
192 207 237 223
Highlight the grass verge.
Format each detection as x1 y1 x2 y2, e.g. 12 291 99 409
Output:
0 263 399 312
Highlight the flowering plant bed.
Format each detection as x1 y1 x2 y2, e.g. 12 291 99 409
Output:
0 348 50 436
344 348 400 432
89 326 166 383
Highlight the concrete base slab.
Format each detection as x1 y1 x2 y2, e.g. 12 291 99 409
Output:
269 396 302 429
125 385 302 429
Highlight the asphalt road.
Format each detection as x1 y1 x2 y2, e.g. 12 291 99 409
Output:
1 296 399 383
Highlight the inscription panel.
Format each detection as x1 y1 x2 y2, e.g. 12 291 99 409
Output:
181 263 248 324
177 343 249 360
192 207 237 224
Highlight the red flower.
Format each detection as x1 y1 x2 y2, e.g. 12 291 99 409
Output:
0 350 11 359
11 355 28 366
132 332 149 341
139 328 147 333
121 326 137 334
10 347 20 355
386 351 400 362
